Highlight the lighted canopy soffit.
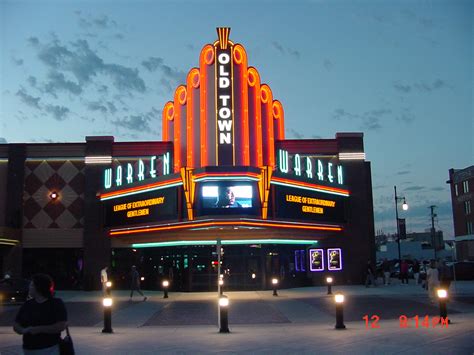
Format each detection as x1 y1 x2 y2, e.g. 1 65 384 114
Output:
132 239 319 248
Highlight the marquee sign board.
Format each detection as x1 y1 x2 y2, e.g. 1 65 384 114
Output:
103 186 178 228
273 185 347 224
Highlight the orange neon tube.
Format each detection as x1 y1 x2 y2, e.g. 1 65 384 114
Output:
110 220 343 236
234 45 250 166
261 85 275 167
247 67 263 167
100 177 183 199
271 176 350 195
273 100 285 140
186 68 200 168
200 45 214 168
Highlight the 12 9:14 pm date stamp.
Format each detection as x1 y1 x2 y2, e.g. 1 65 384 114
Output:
363 315 449 329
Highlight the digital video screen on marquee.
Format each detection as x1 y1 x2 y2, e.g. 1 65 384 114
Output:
195 182 259 217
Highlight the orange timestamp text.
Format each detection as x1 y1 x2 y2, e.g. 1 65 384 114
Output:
362 315 449 329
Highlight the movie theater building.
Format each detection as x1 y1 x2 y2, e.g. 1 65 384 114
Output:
0 29 375 291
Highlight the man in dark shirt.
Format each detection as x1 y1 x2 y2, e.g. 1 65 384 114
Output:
13 274 67 353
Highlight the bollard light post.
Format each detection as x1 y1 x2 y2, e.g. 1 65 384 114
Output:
105 281 112 297
162 280 169 299
102 297 113 333
326 276 333 295
272 278 279 296
437 289 450 323
334 293 346 329
218 295 230 333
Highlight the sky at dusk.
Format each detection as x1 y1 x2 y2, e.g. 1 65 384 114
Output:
1 0 472 239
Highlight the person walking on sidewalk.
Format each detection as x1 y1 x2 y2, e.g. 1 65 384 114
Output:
365 260 376 287
130 265 147 301
382 259 391 285
400 259 409 284
100 266 109 295
412 259 420 285
426 260 439 300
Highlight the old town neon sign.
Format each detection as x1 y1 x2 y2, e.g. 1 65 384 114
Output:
103 152 171 190
278 149 344 185
216 51 233 146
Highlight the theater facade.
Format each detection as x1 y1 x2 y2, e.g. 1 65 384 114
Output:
0 29 375 291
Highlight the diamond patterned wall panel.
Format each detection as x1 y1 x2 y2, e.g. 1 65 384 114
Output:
23 160 85 229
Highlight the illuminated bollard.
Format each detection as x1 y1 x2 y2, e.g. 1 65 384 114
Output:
162 280 169 299
272 278 279 296
105 281 112 297
437 289 450 323
219 295 230 333
102 297 113 333
334 293 346 329
219 278 224 295
326 277 333 295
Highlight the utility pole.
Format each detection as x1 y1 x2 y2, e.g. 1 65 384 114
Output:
430 205 437 260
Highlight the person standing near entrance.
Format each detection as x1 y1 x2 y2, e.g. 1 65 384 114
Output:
412 259 420 285
100 266 108 295
130 265 147 301
13 274 68 354
382 259 391 285
400 259 409 284
426 260 439 300
365 260 376 287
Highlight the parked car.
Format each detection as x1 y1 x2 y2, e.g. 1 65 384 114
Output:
0 277 30 304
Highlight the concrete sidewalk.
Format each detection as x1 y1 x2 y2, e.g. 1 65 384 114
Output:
1 281 473 354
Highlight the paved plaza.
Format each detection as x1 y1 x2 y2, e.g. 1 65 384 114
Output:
1 281 473 354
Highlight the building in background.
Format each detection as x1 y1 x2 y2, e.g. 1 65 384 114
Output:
0 29 375 290
376 230 453 261
447 166 474 261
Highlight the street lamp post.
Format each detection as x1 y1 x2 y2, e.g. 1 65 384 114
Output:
394 186 408 277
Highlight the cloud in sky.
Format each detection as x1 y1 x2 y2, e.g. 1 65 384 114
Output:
271 41 300 60
44 71 83 97
404 186 425 191
12 57 24 66
77 13 118 30
87 101 108 113
27 76 37 87
141 56 186 93
393 79 450 93
285 127 304 139
0 138 7 143
45 104 70 121
323 59 333 71
112 107 161 132
332 108 391 131
35 38 146 94
16 88 41 109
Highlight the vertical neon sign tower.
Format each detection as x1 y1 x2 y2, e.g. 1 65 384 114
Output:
162 28 285 172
